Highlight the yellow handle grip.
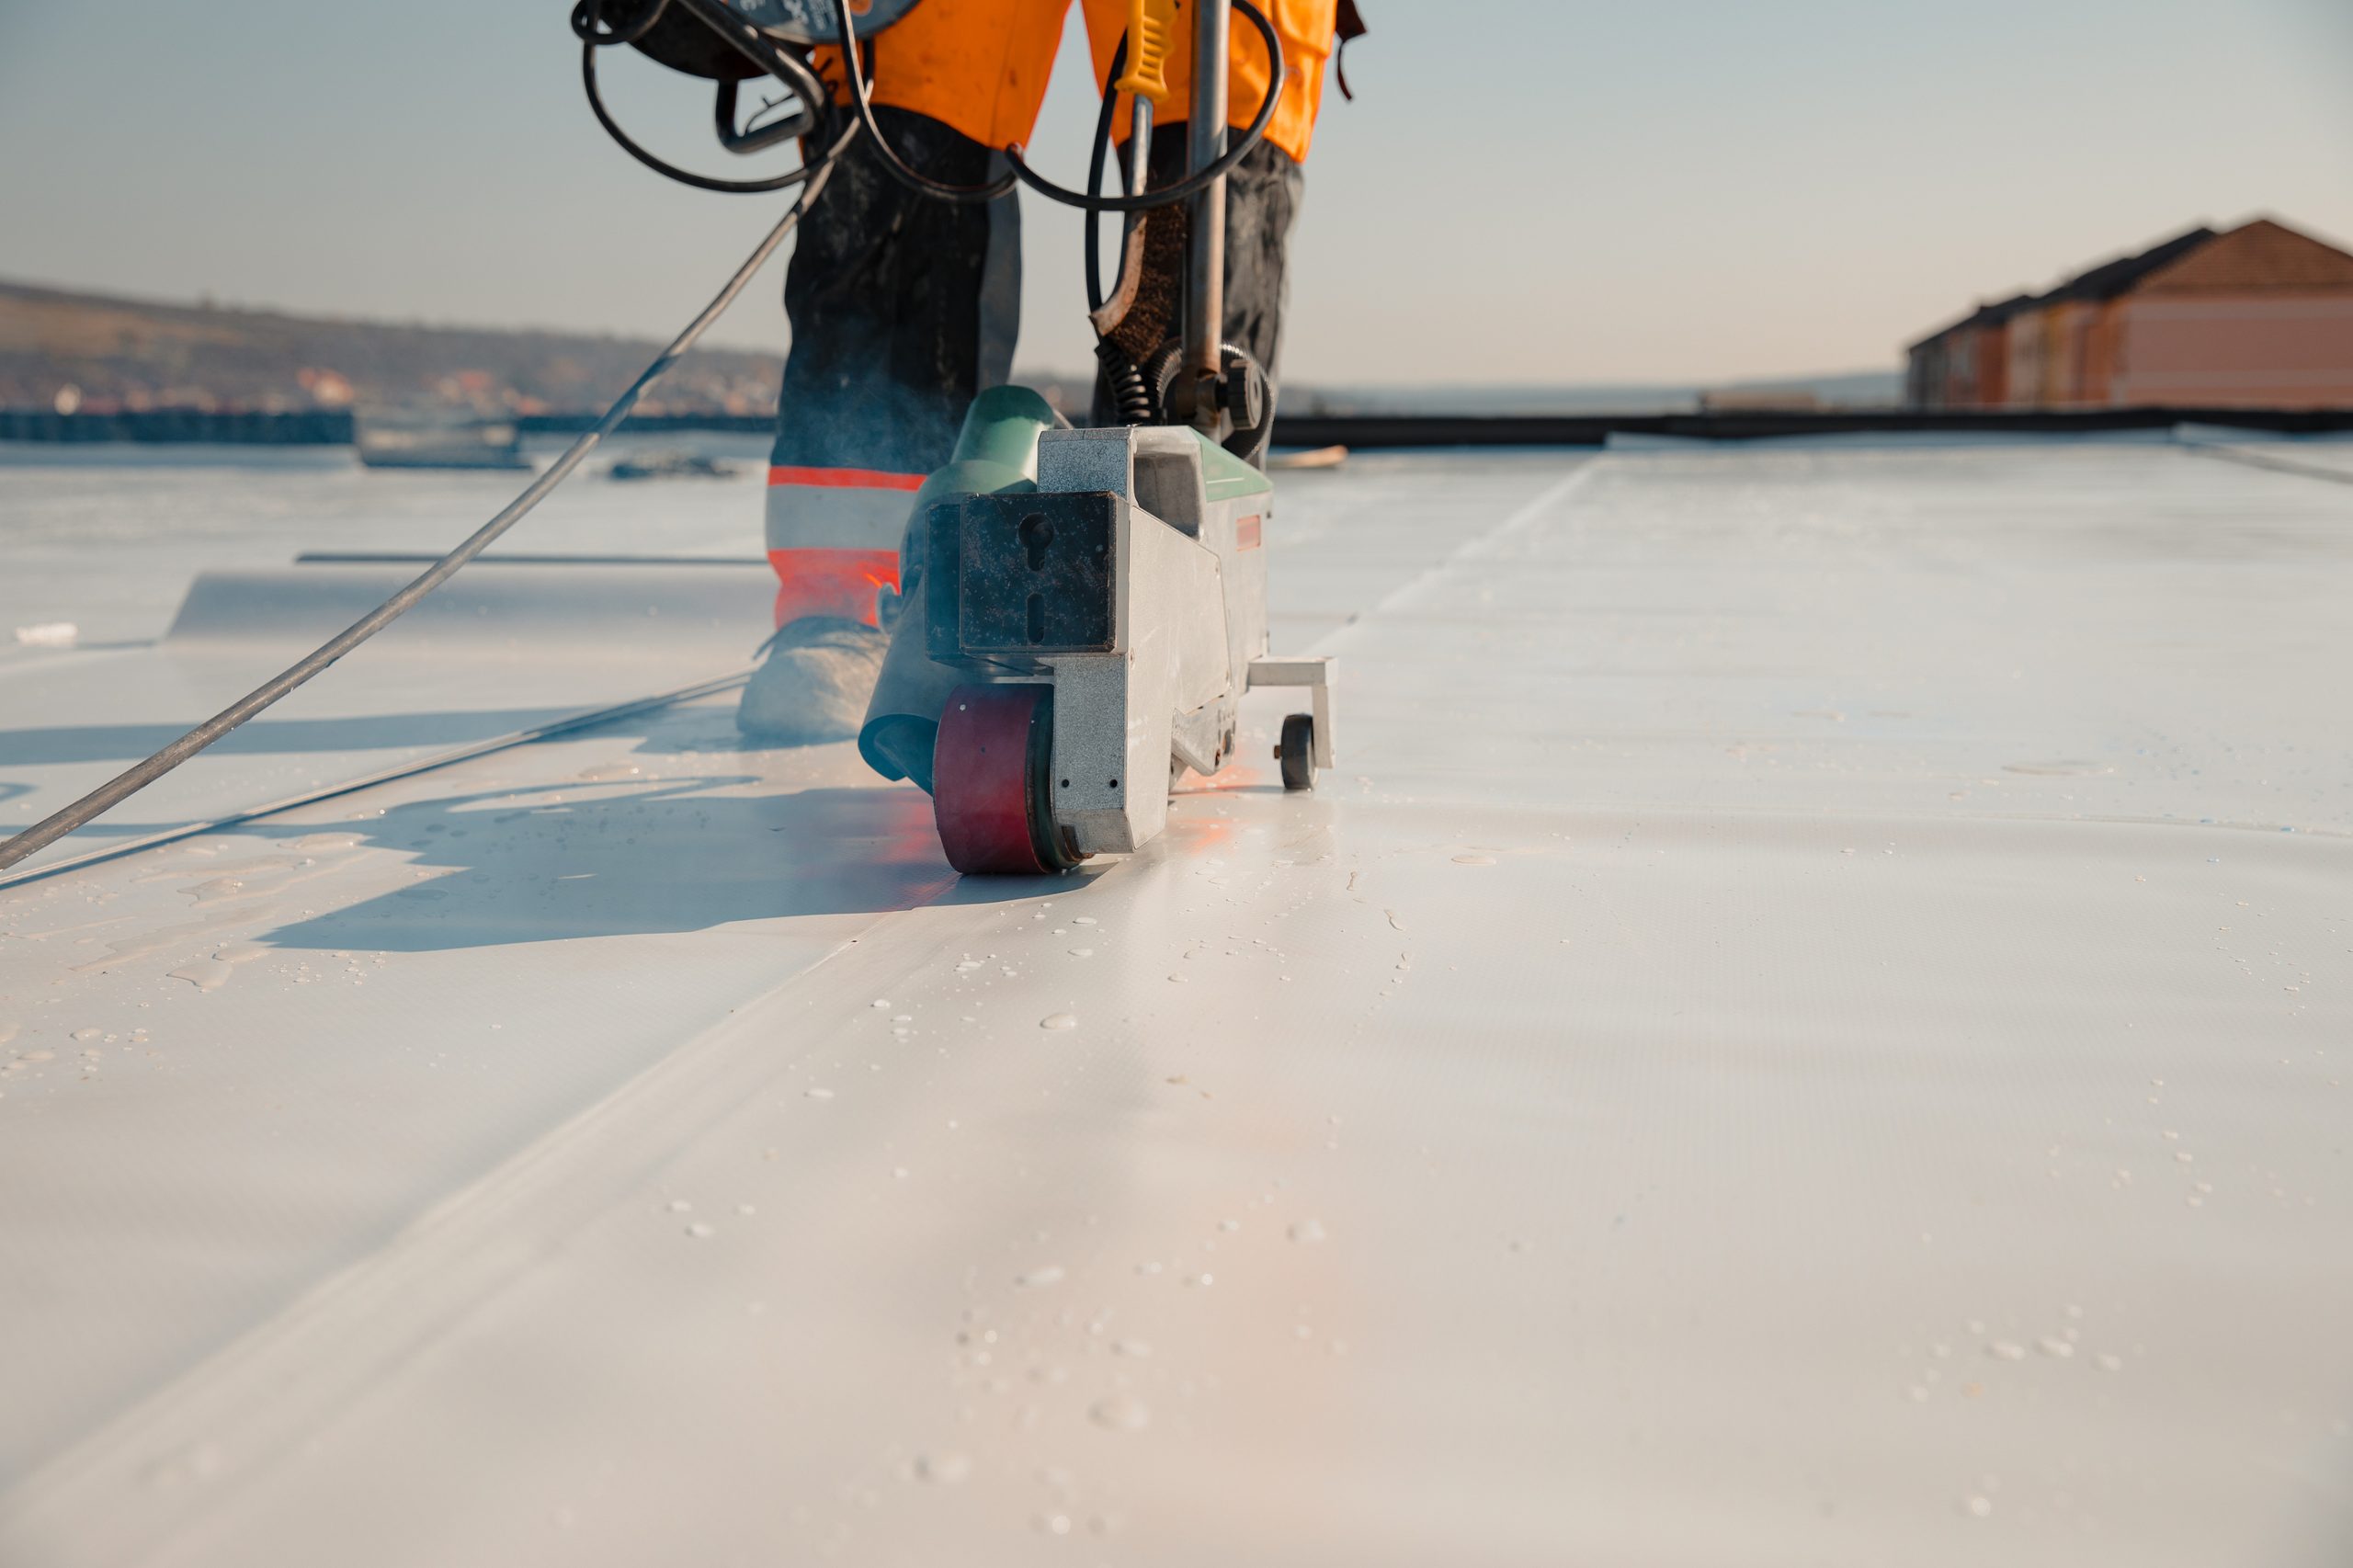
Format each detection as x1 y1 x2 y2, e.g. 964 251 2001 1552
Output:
1113 0 1176 104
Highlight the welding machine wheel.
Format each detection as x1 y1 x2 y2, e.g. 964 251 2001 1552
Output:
933 684 1087 875
1278 713 1317 792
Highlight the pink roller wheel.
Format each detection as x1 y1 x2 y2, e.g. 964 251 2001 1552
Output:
932 684 1086 875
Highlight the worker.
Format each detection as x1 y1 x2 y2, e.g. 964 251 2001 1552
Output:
737 0 1356 744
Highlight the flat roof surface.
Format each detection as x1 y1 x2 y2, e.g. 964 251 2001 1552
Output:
1 434 2348 1565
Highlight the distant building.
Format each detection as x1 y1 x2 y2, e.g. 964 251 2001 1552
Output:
1905 217 2353 410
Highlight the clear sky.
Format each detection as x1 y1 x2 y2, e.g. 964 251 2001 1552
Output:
3 0 2349 387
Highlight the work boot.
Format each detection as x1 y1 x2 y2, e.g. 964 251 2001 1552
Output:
735 616 888 745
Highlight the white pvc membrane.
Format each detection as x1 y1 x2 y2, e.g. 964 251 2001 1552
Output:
0 437 2347 1565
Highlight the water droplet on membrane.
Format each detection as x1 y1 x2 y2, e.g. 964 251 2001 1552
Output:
916 1451 972 1484
1090 1393 1151 1431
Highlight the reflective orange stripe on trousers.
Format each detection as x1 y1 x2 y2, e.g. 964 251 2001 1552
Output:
765 465 918 627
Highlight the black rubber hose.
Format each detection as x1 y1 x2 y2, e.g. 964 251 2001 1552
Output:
1083 37 1131 313
0 131 855 876
835 0 1283 215
832 0 1017 203
1005 0 1283 214
582 39 824 195
579 0 835 195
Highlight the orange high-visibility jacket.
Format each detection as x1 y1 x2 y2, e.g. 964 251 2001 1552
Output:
813 0 1338 164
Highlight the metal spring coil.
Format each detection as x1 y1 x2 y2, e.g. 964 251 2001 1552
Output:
1096 338 1157 426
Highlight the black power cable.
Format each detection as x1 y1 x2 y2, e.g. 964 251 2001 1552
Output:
1005 0 1283 215
1083 36 1134 314
832 0 1283 214
825 0 1016 204
575 0 831 195
1083 36 1156 421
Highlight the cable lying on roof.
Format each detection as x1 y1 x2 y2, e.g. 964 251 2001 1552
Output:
0 129 851 875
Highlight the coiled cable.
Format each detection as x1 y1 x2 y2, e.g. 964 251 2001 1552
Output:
833 0 1284 214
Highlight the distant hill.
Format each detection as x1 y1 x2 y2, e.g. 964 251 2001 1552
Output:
0 278 783 418
3 277 1902 425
